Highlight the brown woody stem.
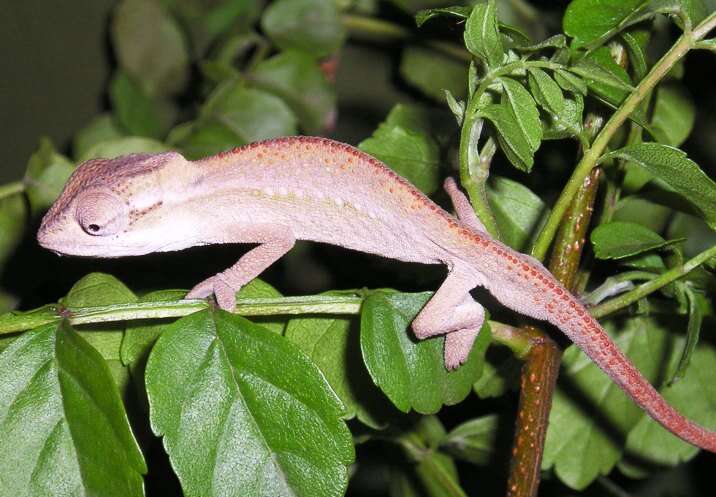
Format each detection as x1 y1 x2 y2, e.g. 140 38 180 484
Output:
506 326 562 497
548 168 602 291
507 125 604 497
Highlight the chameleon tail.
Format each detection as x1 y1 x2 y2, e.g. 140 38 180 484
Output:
551 297 716 453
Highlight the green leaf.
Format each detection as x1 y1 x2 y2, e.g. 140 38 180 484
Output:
481 102 534 172
400 46 468 101
415 5 472 27
285 293 393 429
0 322 146 497
590 221 678 259
440 414 499 465
61 273 138 391
542 94 584 140
569 47 633 106
121 280 284 372
78 137 170 162
668 211 716 259
543 317 669 490
251 50 336 135
171 83 298 160
119 289 186 411
358 104 440 194
201 82 298 143
72 114 126 159
603 143 716 230
167 120 241 160
236 279 287 335
61 273 136 309
146 309 353 497
670 287 704 383
444 89 465 124
649 84 695 147
360 291 489 414
554 69 588 95
472 352 521 398
112 0 189 95
625 339 716 465
514 34 567 52
527 68 565 115
390 416 462 497
621 252 667 271
0 192 27 271
23 138 75 215
120 289 186 369
613 196 672 232
109 71 167 139
166 0 262 56
680 0 709 26
412 417 463 497
261 0 346 58
653 0 709 29
206 31 264 72
621 29 650 80
487 176 548 251
498 23 532 48
499 78 542 152
464 0 504 67
563 0 651 48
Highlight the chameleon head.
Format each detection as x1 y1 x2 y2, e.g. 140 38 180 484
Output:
37 151 193 257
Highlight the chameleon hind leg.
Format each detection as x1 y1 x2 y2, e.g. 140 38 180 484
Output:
412 267 485 369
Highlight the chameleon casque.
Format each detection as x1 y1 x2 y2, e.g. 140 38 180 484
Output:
37 136 716 452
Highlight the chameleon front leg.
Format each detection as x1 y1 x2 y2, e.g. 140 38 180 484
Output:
443 177 487 233
186 226 296 311
413 267 485 369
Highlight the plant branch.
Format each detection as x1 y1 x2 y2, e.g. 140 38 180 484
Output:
506 326 562 497
590 244 716 319
0 293 525 361
0 295 364 335
398 432 469 497
548 166 601 290
342 14 471 62
489 321 532 358
507 113 604 496
0 181 24 200
458 59 563 239
530 13 716 261
459 119 501 238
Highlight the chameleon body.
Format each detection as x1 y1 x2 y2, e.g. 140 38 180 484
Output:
37 136 716 452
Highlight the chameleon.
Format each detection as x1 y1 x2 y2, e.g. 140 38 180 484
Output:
37 136 716 452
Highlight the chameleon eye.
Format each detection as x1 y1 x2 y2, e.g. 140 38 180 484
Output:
75 190 128 236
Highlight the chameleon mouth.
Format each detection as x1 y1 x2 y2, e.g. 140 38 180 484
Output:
36 233 150 258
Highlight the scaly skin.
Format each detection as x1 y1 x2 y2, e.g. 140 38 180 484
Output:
37 136 716 452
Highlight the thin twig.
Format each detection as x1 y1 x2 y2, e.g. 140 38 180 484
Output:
0 181 24 200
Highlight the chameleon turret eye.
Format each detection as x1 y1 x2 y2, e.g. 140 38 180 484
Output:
75 189 128 236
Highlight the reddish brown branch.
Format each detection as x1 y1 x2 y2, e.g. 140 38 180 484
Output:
506 327 562 497
506 166 603 497
548 168 603 290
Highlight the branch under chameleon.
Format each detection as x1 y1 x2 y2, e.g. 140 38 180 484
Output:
37 136 716 452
